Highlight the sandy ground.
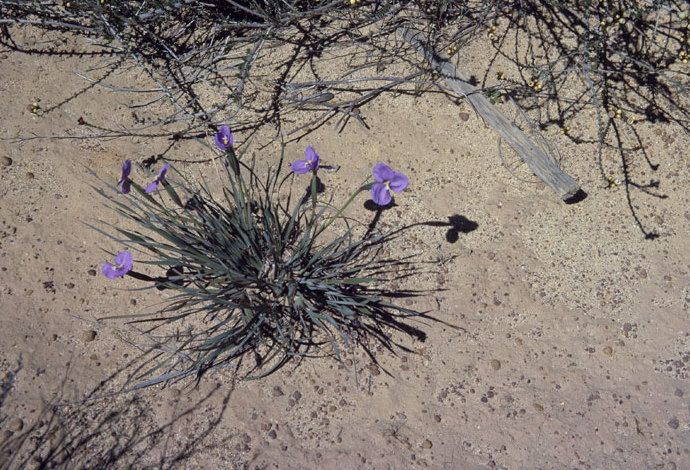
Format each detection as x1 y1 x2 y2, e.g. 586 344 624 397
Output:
1 28 689 470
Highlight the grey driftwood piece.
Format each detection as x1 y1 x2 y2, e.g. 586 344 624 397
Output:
399 27 581 201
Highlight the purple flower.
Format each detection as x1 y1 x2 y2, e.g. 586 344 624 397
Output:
371 162 409 206
145 163 170 194
291 145 320 174
214 125 234 151
118 159 132 194
101 250 133 280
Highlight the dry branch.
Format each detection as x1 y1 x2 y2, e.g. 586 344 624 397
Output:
399 27 581 201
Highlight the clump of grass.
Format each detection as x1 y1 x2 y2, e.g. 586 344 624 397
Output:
94 129 430 386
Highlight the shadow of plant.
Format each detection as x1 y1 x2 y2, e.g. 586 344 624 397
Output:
0 361 233 470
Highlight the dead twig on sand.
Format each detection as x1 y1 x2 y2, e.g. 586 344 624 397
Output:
399 26 582 201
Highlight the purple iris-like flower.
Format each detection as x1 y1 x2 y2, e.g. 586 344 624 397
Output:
371 162 409 206
145 163 170 193
101 250 133 280
214 125 234 151
291 145 320 174
118 159 132 194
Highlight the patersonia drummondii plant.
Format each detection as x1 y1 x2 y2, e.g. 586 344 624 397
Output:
95 126 421 386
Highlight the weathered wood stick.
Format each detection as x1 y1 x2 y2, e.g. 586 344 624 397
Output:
399 27 581 201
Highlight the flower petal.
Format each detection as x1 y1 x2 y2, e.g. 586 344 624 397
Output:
388 171 409 193
371 182 392 206
372 162 395 183
214 125 233 151
291 159 311 174
121 159 132 178
158 163 170 180
114 250 133 272
119 178 132 194
101 262 119 280
305 145 320 170
145 181 159 193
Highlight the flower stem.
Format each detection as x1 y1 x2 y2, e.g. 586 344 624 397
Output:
313 181 372 239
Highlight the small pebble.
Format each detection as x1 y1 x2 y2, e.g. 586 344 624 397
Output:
8 417 23 432
87 269 97 276
1 156 12 167
668 417 679 430
26 172 35 180
603 346 613 356
533 403 544 412
82 330 97 342
421 439 433 449
271 386 284 397
490 359 501 371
